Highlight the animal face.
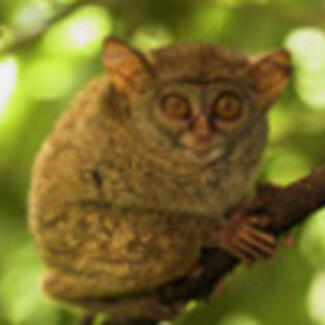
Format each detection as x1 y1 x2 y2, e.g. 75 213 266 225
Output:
104 39 291 165
139 80 256 163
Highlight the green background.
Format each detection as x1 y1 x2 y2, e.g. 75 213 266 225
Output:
0 0 325 324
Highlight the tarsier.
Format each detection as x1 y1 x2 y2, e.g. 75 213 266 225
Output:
29 39 291 323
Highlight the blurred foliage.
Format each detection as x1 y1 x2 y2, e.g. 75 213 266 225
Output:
1 0 325 324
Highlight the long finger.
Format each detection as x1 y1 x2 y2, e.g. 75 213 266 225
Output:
239 231 275 256
243 226 276 245
232 240 264 260
226 246 252 265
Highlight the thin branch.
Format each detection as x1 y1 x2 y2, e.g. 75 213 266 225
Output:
0 0 113 56
103 320 157 325
2 1 325 58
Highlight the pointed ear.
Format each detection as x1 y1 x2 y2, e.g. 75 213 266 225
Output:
103 37 155 91
249 50 292 109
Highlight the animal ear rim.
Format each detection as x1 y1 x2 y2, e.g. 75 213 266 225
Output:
103 37 155 77
248 49 292 108
250 49 291 67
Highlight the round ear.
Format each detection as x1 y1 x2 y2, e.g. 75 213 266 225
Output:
249 50 292 109
103 37 155 92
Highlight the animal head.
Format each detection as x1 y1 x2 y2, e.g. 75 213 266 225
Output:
103 38 291 165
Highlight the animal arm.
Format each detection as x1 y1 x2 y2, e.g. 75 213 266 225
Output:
157 164 325 303
83 164 325 325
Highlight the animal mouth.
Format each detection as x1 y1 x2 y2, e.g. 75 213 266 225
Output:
186 137 213 155
179 133 225 163
184 143 224 164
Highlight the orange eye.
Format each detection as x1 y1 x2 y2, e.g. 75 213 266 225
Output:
212 93 243 121
160 94 191 119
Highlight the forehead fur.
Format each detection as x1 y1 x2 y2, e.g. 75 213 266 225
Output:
149 43 250 81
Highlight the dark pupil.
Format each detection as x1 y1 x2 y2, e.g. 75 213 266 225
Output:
168 98 180 109
216 96 241 120
163 96 189 118
222 99 233 109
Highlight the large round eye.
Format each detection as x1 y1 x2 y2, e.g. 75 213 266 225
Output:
212 93 243 122
160 94 191 119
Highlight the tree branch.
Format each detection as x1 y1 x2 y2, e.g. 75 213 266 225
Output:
0 0 115 56
157 164 325 304
100 164 325 325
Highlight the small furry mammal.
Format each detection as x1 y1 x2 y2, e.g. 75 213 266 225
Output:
29 39 291 322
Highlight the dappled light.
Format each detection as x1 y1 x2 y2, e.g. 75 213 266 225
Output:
42 6 113 56
307 272 325 324
286 28 325 110
0 1 325 325
0 57 18 118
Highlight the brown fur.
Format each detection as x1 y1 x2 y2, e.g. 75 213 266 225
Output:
29 40 290 320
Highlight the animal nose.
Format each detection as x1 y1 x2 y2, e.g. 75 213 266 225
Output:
193 117 212 140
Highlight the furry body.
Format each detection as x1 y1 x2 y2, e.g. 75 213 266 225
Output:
29 42 290 320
